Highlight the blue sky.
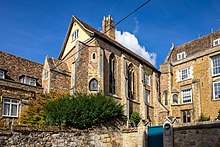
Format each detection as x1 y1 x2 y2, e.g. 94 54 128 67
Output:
0 0 220 68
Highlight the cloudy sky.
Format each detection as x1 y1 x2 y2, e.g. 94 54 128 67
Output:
0 0 220 68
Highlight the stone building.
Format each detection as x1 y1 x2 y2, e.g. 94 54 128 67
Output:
160 30 220 123
0 51 43 126
43 16 167 125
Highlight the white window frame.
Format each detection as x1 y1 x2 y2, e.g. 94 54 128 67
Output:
178 67 192 81
2 98 19 117
72 29 79 41
182 89 192 104
0 70 5 79
143 73 150 86
44 70 49 80
145 90 150 104
213 38 220 47
211 55 220 76
213 81 220 100
177 52 186 60
20 76 37 86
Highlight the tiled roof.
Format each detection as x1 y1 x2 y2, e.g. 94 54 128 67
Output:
47 57 70 74
169 30 220 62
58 16 159 72
0 50 43 85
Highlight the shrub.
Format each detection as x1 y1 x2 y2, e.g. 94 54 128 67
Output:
20 92 69 126
44 93 123 129
198 113 210 122
129 111 141 127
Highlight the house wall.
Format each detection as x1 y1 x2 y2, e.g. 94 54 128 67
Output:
0 51 43 127
160 44 220 123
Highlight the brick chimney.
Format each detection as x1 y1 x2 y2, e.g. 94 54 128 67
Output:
102 15 115 40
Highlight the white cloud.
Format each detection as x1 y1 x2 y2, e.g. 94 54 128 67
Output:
115 30 157 66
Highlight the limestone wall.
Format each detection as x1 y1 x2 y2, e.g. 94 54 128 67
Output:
173 122 220 147
0 125 123 147
0 122 150 147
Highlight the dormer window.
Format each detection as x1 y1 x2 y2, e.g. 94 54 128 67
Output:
213 38 220 47
20 76 37 86
177 52 186 60
0 70 5 79
72 29 79 41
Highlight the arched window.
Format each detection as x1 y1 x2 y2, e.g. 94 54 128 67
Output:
164 91 168 105
89 78 98 91
128 64 135 99
172 94 178 104
109 53 116 94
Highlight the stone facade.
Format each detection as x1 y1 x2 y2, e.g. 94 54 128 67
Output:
0 51 43 127
0 125 123 146
160 30 220 124
0 121 148 147
173 122 220 147
43 16 167 126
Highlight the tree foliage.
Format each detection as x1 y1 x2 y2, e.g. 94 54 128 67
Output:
44 93 123 129
20 92 69 126
129 111 141 127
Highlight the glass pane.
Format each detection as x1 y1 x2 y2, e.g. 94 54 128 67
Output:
12 100 18 103
11 104 18 116
3 98 10 102
3 103 10 116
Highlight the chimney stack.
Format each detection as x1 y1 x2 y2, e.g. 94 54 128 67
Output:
102 15 115 40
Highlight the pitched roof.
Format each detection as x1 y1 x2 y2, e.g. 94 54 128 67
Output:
168 30 220 62
47 57 70 75
0 50 43 85
58 16 158 72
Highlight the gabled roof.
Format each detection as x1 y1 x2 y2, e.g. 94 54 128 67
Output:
47 56 70 75
167 30 220 62
58 16 159 72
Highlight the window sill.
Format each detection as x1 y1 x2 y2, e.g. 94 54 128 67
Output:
212 74 220 78
212 98 220 101
171 103 181 106
182 102 193 105
178 78 192 82
127 98 140 104
2 115 18 118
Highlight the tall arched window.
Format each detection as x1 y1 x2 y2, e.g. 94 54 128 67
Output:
109 53 116 94
172 94 178 104
89 78 98 91
164 91 168 105
128 64 135 99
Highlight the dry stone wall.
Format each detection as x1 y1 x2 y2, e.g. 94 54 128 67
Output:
0 126 123 147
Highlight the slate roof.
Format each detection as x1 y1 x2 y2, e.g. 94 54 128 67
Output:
168 30 220 62
58 16 159 72
0 50 43 85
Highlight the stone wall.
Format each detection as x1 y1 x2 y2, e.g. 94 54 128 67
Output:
0 125 124 147
0 123 149 147
173 122 220 147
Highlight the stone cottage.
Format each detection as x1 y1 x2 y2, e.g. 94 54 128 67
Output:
0 51 43 126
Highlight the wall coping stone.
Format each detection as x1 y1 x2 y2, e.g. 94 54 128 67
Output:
173 121 220 131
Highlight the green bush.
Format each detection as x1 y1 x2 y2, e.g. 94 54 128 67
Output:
198 113 210 122
44 93 123 129
129 111 141 127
